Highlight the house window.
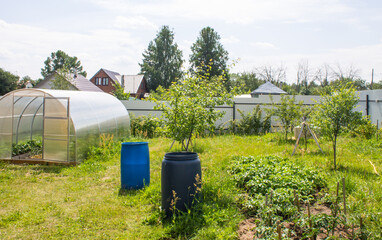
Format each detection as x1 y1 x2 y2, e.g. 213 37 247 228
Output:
95 77 101 85
102 78 109 86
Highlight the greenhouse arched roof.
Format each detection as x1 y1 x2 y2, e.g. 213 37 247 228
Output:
0 89 130 164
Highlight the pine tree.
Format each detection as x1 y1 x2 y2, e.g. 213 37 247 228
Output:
139 26 184 91
189 27 230 89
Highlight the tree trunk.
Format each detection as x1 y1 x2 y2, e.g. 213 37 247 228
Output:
333 135 337 169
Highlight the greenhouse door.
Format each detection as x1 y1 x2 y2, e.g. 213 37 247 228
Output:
0 95 13 159
43 97 69 162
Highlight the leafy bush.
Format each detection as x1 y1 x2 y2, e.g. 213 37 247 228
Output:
130 114 159 138
87 134 120 161
350 116 378 139
12 139 42 156
234 106 271 135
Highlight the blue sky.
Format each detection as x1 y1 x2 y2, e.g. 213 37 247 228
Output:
1 0 381 83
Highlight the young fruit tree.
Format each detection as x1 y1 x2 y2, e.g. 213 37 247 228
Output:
267 95 303 141
312 84 360 169
150 70 233 151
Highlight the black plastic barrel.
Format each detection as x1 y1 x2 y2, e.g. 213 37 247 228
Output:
121 142 150 190
161 152 202 216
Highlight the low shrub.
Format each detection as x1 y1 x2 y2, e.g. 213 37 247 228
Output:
350 116 378 139
130 114 159 138
230 106 271 135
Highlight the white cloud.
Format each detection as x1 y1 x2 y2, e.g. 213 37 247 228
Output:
221 36 240 44
251 42 276 49
0 19 144 79
90 0 354 25
114 16 157 30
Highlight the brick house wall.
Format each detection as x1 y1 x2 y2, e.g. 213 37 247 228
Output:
135 77 148 99
89 69 116 93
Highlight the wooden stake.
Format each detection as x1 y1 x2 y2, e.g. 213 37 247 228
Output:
294 189 300 212
343 178 347 219
277 220 282 240
307 202 314 240
335 181 339 216
270 191 273 205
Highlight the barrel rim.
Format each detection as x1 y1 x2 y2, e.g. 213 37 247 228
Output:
164 151 199 161
122 142 148 146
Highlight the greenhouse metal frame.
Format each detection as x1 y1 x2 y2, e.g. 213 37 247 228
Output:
0 89 130 164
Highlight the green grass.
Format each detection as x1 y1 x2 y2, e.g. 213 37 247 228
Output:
0 134 381 239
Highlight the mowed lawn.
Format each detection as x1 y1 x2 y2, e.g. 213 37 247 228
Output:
1 134 381 239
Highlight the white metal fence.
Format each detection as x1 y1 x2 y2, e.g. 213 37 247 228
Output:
3 89 380 128
121 94 322 128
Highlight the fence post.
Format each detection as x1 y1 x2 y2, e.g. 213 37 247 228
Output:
232 101 236 121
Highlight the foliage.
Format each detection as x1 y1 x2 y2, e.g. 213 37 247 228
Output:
50 67 72 90
312 83 360 169
87 134 120 162
149 70 233 151
130 114 160 138
0 67 19 95
234 106 271 135
12 139 42 156
41 50 87 78
267 95 303 141
350 116 378 139
140 25 183 91
112 82 130 100
189 26 230 90
230 71 264 93
330 77 367 91
16 76 34 89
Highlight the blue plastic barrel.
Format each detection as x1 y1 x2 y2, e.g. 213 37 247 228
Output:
121 142 150 189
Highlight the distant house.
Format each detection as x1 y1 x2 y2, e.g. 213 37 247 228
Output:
89 68 149 99
89 68 121 93
250 82 286 98
121 75 148 99
35 72 103 92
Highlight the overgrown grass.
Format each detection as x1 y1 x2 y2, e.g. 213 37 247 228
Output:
0 133 381 239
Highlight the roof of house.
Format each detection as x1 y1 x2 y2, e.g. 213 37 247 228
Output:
102 68 122 84
35 72 103 92
251 81 286 95
122 75 145 93
70 74 103 92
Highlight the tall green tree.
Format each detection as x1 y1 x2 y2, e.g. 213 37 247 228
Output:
41 50 87 78
312 83 360 169
140 26 184 91
0 68 19 95
189 27 230 88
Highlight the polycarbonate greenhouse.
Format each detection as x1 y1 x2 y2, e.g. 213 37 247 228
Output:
0 89 130 164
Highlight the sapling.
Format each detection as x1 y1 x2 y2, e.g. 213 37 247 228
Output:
150 68 233 151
